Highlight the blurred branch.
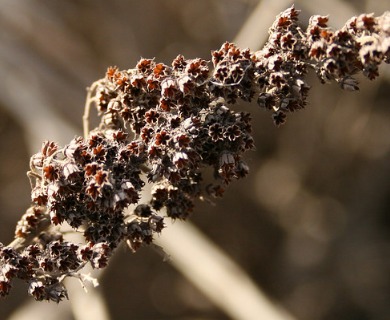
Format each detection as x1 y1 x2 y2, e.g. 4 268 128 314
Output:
297 0 358 28
234 0 293 49
156 220 296 320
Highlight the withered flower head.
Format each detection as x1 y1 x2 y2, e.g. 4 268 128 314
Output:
1 6 389 303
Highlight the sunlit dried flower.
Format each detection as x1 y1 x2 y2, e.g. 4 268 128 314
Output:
1 6 389 303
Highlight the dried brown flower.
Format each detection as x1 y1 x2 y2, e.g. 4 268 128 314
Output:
1 6 389 302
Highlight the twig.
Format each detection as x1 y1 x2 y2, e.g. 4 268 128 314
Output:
83 80 102 139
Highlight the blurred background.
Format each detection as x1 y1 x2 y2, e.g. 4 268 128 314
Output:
0 0 389 319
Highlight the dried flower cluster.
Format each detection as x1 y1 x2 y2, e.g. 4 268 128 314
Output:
1 6 389 302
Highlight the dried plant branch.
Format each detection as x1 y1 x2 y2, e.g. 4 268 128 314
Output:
0 6 389 303
84 80 104 140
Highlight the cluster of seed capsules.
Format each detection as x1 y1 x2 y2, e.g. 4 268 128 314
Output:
1 6 389 302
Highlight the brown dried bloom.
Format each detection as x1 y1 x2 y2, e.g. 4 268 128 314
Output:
1 6 389 302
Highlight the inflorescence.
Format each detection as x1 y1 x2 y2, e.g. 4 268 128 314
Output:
1 6 389 302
